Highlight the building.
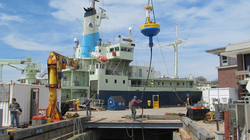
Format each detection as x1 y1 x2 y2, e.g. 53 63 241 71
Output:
206 39 250 100
206 47 237 89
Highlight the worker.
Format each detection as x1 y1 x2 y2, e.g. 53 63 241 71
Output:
130 96 142 120
82 97 92 116
184 94 192 116
8 98 21 128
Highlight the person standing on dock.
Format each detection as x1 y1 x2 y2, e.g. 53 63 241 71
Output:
185 94 192 116
130 96 142 120
82 97 92 116
8 98 21 128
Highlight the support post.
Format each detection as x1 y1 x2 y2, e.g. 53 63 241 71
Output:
0 64 2 83
224 111 230 140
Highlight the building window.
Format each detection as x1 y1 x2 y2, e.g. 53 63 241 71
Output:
158 82 160 85
244 54 250 70
106 79 108 83
99 49 101 53
221 56 228 66
183 83 184 85
162 82 164 85
170 82 172 85
123 80 125 84
114 79 117 83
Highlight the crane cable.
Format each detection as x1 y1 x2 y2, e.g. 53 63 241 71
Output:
139 46 152 118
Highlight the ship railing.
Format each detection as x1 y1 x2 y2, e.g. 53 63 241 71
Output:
90 99 105 108
130 85 190 88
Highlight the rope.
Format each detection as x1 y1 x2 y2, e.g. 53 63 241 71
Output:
125 122 134 138
140 121 145 140
133 28 140 41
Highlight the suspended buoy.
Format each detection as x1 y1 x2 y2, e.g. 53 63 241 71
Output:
141 4 160 47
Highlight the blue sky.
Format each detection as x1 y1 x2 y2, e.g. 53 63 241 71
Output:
1 0 250 82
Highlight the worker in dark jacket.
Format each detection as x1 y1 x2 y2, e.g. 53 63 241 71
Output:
130 96 142 119
184 94 192 116
82 97 92 116
8 98 20 128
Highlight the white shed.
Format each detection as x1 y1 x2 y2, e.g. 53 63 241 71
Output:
0 83 61 127
202 88 238 110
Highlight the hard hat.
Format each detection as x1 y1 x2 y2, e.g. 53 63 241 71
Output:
134 96 137 98
85 97 88 100
187 94 189 96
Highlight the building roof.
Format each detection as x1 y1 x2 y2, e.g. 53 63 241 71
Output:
110 96 125 102
221 39 250 58
205 47 226 55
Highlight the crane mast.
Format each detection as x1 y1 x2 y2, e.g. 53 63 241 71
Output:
0 57 40 83
47 51 78 120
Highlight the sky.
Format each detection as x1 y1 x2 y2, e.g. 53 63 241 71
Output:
1 0 250 83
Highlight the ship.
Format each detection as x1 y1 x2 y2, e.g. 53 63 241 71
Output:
61 0 202 107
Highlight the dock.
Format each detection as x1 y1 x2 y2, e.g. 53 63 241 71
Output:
0 107 226 140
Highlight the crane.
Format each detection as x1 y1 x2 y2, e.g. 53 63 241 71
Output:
47 51 78 121
0 57 40 83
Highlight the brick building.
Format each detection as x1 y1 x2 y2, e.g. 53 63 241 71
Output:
206 40 250 100
206 47 237 88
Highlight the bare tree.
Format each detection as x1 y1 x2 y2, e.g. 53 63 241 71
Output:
196 76 207 86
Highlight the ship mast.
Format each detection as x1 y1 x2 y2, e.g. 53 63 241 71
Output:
161 24 187 78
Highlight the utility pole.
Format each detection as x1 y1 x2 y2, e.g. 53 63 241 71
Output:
161 24 187 78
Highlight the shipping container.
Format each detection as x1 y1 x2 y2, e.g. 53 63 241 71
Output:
0 83 61 127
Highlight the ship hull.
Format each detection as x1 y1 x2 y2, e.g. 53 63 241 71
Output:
98 90 202 107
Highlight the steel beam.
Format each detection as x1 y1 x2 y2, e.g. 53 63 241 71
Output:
82 122 183 129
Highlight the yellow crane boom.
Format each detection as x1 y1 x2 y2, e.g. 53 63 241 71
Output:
47 51 78 120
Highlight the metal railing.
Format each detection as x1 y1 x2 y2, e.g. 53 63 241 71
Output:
90 99 104 108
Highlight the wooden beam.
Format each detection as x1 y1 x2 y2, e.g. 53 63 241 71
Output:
179 128 192 140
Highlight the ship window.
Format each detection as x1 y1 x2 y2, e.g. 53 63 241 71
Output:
162 82 164 85
121 47 127 52
123 80 125 84
131 49 134 53
158 82 160 85
138 81 141 86
110 48 114 52
106 79 108 83
115 47 119 51
114 79 117 83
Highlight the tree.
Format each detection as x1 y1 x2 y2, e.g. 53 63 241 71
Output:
196 76 207 86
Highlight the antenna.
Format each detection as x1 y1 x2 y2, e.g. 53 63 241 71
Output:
76 18 83 29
